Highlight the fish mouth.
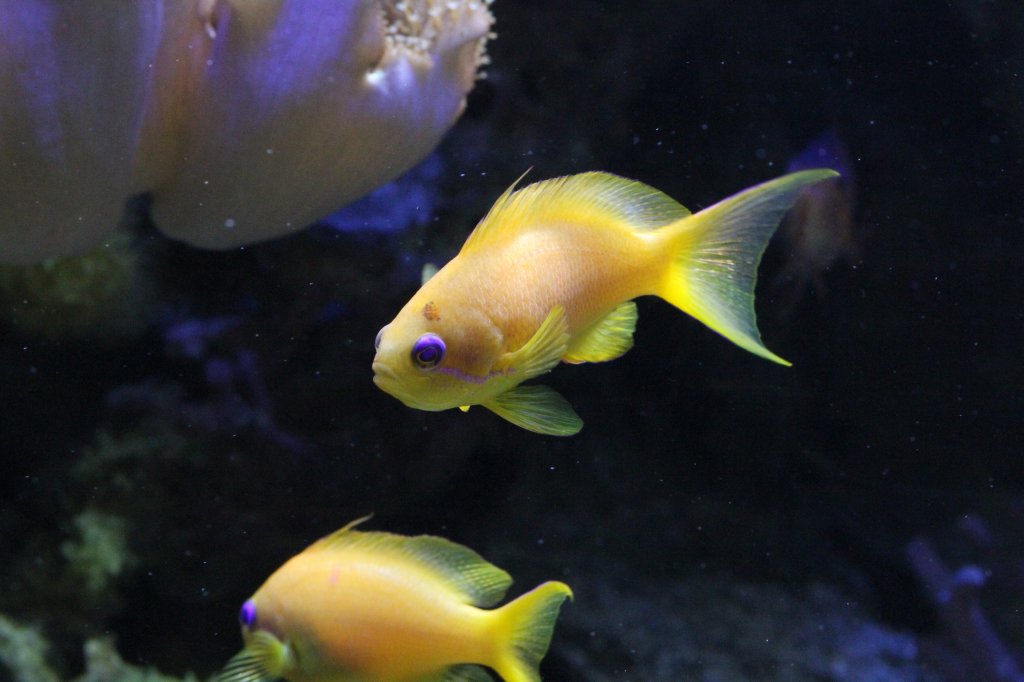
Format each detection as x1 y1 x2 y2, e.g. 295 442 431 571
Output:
372 361 405 397
372 361 424 408
372 361 397 384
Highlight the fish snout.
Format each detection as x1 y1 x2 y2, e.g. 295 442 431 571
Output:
372 361 399 386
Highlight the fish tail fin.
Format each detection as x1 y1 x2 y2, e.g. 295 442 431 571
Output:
659 169 839 364
489 581 573 682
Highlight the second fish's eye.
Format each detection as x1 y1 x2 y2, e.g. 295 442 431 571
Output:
374 327 384 351
239 599 257 629
411 333 445 370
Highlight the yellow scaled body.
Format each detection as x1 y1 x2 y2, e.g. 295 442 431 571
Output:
215 517 572 682
373 169 837 435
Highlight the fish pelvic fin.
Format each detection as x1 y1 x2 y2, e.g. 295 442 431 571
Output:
214 630 291 682
563 301 638 364
438 664 495 682
660 168 839 365
488 581 573 682
483 385 582 436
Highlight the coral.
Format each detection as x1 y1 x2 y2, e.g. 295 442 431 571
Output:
0 232 146 339
907 506 1024 682
0 0 495 263
550 569 938 682
0 614 200 682
0 1 160 265
71 637 200 682
60 510 136 598
0 614 60 682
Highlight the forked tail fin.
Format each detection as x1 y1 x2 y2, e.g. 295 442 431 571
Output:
660 169 839 364
489 581 573 682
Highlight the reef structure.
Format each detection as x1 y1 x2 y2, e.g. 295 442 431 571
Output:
0 0 494 264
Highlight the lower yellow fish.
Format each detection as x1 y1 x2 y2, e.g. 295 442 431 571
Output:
214 517 572 682
372 169 838 435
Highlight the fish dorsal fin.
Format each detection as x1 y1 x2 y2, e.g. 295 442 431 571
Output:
499 306 570 380
460 172 691 256
564 301 638 364
459 169 531 255
310 520 512 607
483 385 583 436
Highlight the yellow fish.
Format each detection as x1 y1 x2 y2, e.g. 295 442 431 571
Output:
214 517 572 682
372 169 838 436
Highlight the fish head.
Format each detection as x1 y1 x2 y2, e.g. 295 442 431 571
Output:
215 596 296 682
372 287 506 412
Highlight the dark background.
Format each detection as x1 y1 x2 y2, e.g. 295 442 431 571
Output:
1 1 1021 680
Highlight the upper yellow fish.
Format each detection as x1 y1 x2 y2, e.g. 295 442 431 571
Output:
372 169 838 436
214 516 572 682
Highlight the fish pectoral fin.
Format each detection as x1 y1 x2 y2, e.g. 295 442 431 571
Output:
564 301 638 364
213 631 289 682
483 385 582 436
501 305 570 380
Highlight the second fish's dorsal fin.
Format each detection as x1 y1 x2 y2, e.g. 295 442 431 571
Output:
563 301 638 364
310 520 512 607
460 172 691 256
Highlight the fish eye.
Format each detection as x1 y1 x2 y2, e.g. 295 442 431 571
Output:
411 333 445 370
374 327 384 351
239 599 257 629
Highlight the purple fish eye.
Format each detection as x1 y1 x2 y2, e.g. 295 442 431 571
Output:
239 599 257 629
374 327 384 351
411 333 445 370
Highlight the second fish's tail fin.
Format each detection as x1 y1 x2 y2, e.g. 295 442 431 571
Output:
490 581 573 682
660 169 839 365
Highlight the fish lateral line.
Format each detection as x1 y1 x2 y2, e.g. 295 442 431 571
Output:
436 364 517 385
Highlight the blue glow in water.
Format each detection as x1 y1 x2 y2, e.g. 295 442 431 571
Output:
322 154 444 233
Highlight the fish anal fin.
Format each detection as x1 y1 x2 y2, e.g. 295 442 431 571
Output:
501 306 569 380
430 664 494 682
564 301 638 364
483 385 582 436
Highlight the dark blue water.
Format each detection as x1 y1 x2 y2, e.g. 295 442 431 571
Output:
1 2 1021 680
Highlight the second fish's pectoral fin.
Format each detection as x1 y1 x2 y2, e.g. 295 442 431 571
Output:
483 385 582 436
564 301 638 364
213 631 289 682
501 305 570 380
